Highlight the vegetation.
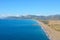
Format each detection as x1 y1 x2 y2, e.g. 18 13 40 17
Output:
40 20 49 24
41 20 60 31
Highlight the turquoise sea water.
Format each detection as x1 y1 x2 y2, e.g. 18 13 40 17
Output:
0 19 49 40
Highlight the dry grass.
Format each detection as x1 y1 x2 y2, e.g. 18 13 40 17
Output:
38 20 60 40
41 20 60 31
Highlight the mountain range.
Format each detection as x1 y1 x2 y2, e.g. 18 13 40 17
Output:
0 15 60 20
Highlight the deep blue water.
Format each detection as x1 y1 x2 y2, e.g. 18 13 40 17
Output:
0 19 49 40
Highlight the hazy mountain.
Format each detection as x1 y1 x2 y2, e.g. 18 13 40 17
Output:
0 14 60 20
46 15 60 20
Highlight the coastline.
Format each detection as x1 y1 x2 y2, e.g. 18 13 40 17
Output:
33 19 50 40
36 20 50 40
35 19 60 40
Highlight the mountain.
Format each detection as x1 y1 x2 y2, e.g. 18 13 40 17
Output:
0 14 60 20
46 15 60 20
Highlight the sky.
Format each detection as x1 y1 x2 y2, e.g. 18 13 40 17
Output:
0 0 60 17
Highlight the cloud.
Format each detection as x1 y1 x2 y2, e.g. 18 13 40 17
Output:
0 14 20 18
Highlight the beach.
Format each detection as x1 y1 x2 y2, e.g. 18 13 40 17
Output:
36 20 60 40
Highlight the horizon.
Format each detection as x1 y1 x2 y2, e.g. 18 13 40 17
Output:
0 14 60 18
0 0 60 17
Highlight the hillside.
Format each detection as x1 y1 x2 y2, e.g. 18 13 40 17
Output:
0 14 60 20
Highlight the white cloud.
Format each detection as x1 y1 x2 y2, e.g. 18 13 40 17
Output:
0 14 21 18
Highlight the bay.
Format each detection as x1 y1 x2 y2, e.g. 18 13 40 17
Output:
0 19 49 40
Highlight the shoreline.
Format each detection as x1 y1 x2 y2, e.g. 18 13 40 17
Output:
37 21 50 39
35 19 60 40
33 19 50 40
38 21 50 40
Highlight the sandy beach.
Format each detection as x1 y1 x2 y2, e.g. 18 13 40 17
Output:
36 20 60 40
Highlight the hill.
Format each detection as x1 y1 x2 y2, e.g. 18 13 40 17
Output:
0 14 60 20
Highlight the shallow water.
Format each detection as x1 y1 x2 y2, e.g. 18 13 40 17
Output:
0 19 49 40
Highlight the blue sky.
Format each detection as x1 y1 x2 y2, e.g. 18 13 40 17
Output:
0 0 60 16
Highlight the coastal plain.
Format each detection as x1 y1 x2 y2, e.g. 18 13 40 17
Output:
39 20 60 40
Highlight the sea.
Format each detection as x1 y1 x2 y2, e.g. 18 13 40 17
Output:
0 19 49 40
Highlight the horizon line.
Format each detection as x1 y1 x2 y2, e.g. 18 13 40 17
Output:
0 14 60 18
